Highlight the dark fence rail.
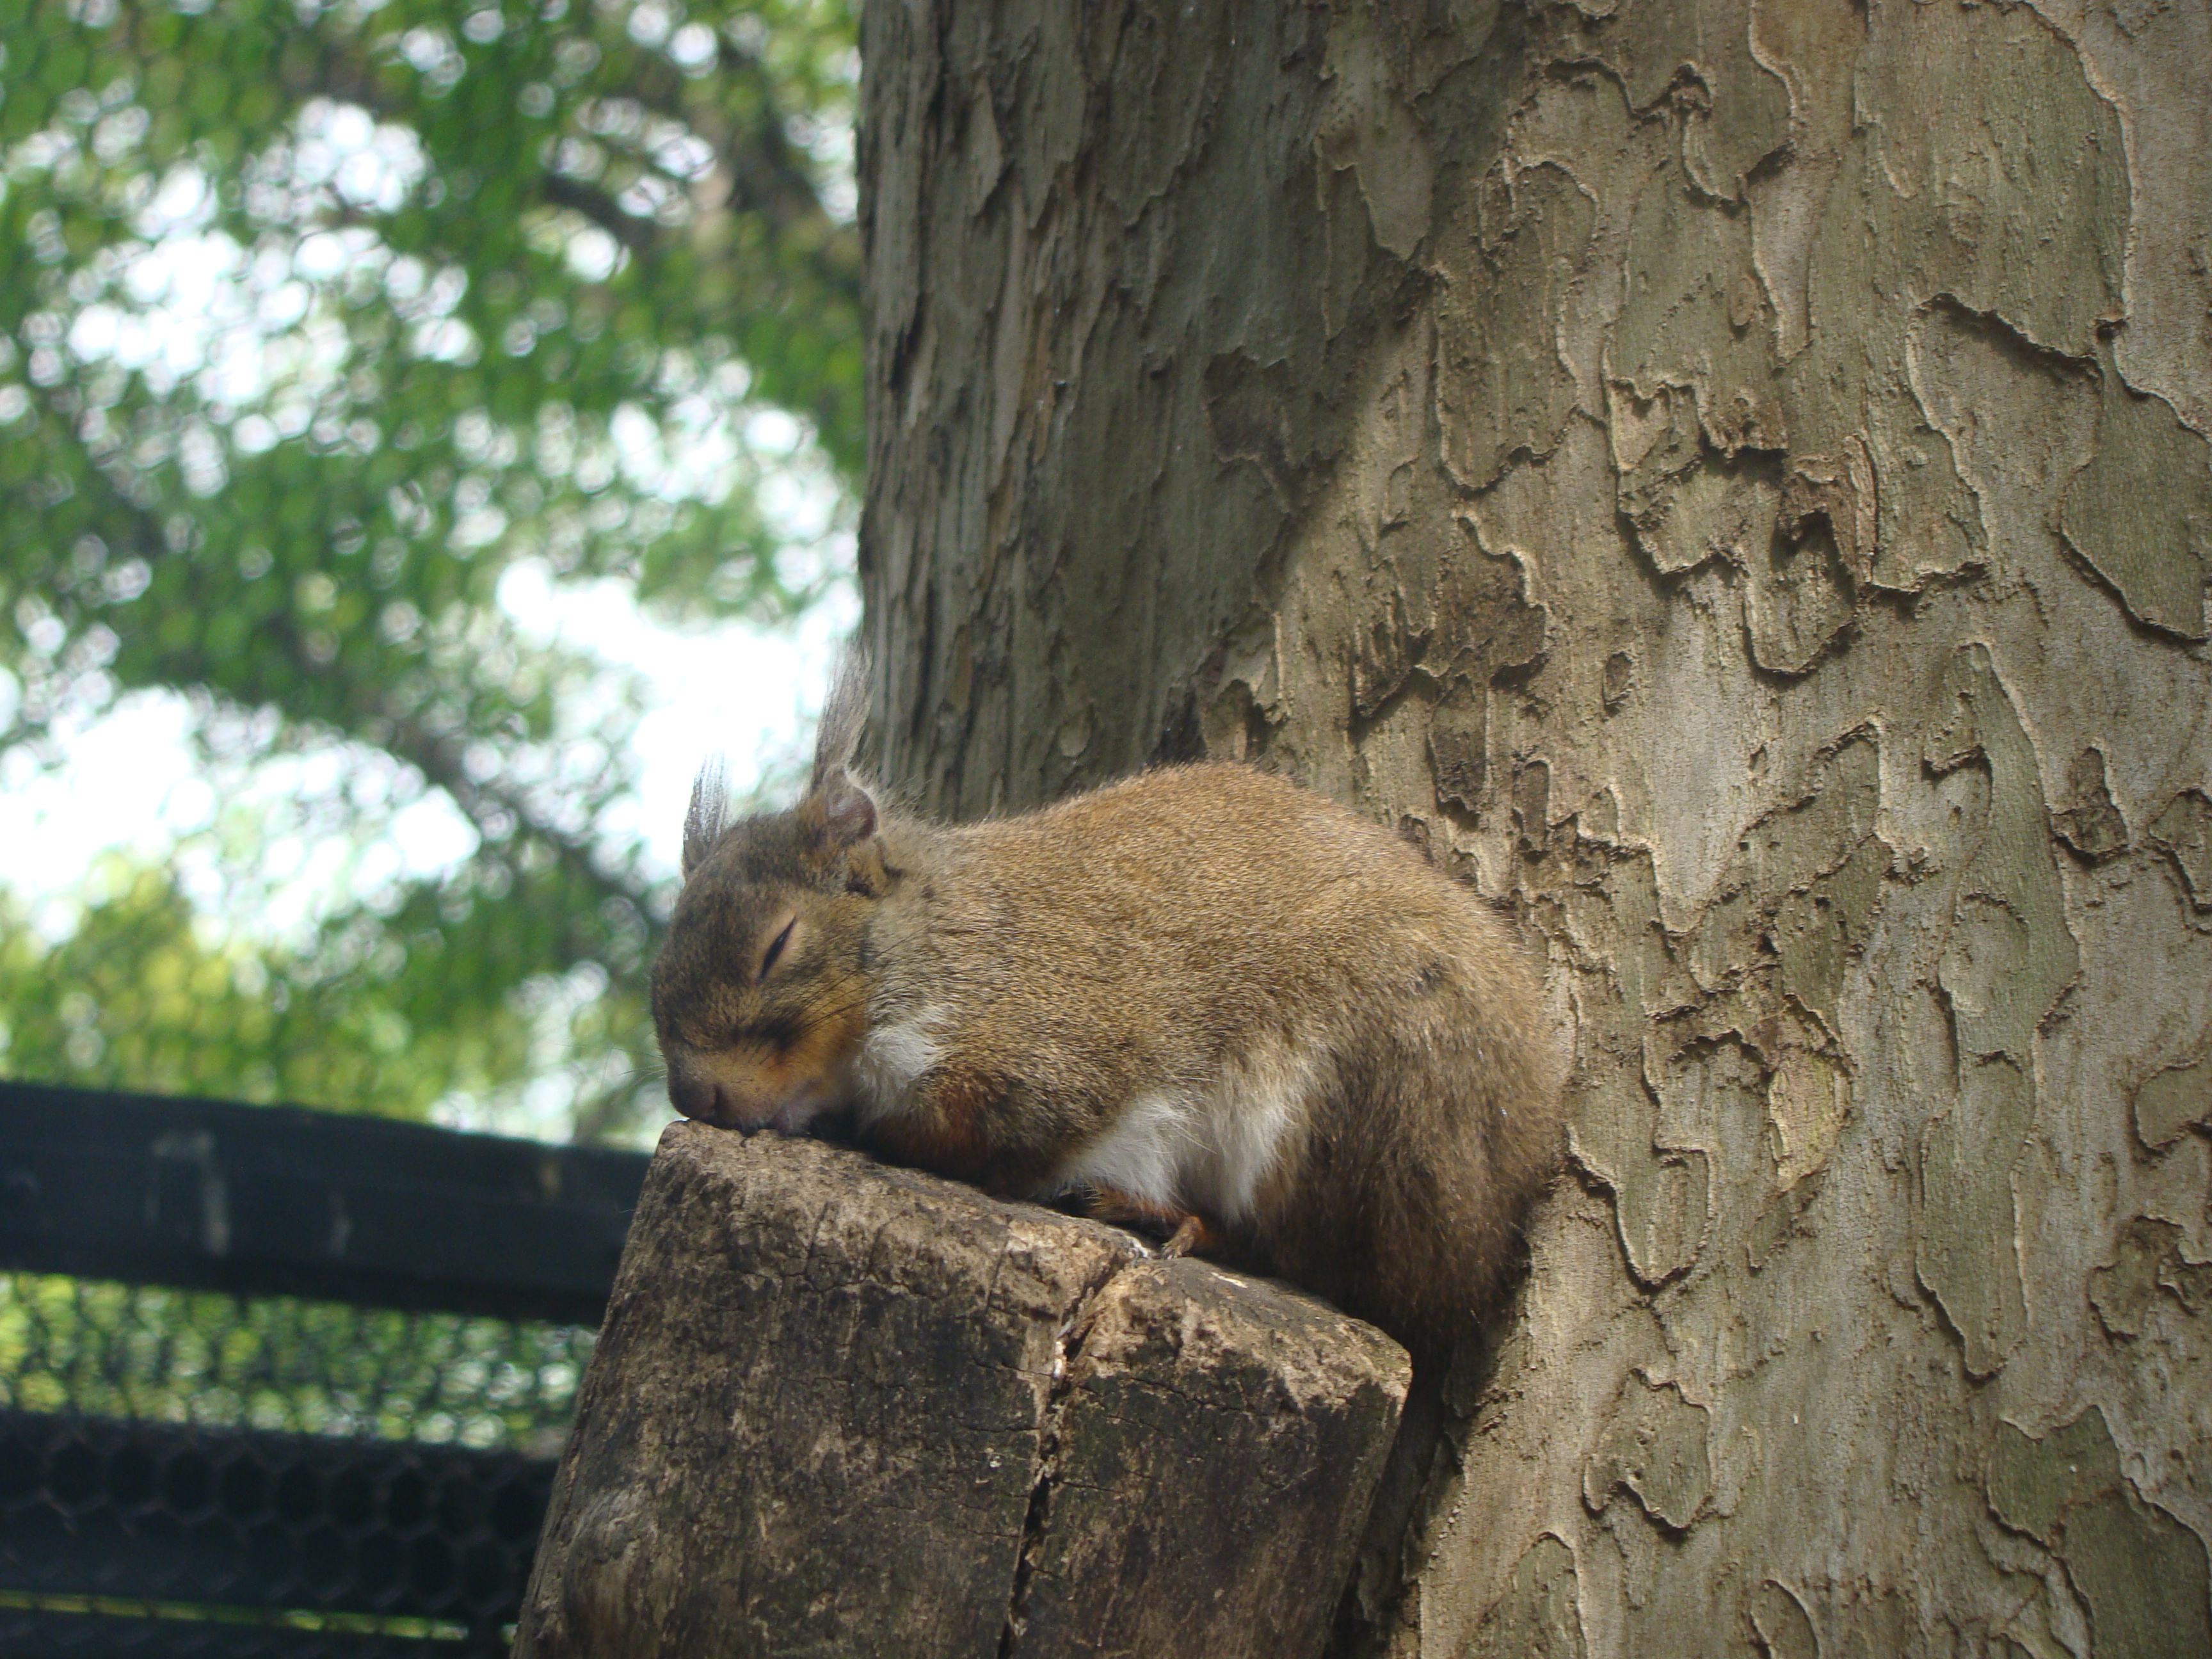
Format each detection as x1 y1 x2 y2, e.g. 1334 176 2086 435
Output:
0 1082 653 1656
1 1082 652 1326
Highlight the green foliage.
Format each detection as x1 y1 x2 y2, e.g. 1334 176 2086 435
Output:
0 0 862 1136
1 858 536 1115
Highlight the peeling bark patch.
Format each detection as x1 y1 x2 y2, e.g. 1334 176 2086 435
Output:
1566 844 1729 1291
1742 507 1855 678
1605 1142 1710 1292
2147 790 2212 913
1916 647 2078 1377
1777 0 2138 605
1315 4 1434 262
1514 758 1553 854
2051 748 2129 865
1206 351 1324 507
1582 1372 1714 1532
1744 1168 1821 1276
1855 0 2127 359
1431 701 1486 815
1436 162 1591 490
1679 730 1886 1100
1097 8 1224 228
1745 1580 1819 1659
1786 149 1987 595
1618 437 1781 590
1611 384 1704 572
2060 355 2212 642
1614 164 1782 458
2131 1056 2212 1153
1768 835 1884 1041
1601 650 1633 711
1603 0 1790 203
1462 1534 1585 1659
1916 1057 2033 1379
2088 1215 2212 1340
1763 1046 1848 1193
1987 1407 2212 1657
1768 0 2129 601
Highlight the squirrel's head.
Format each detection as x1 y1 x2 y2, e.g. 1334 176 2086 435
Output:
652 655 894 1134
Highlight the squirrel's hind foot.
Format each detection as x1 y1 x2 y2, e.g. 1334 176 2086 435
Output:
1082 1185 1226 1258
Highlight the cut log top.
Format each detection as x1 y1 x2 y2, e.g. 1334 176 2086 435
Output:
514 1123 1411 1659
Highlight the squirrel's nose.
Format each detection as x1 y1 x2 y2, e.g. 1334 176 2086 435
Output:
666 1062 731 1124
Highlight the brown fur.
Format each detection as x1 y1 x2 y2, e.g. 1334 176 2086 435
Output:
867 1059 997 1178
652 663 1565 1359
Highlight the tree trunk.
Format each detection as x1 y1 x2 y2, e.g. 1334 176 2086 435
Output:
858 1 2212 1653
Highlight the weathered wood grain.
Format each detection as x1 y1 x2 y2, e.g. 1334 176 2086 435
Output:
513 1123 1408 1659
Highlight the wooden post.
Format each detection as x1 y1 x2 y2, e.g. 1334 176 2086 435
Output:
513 1125 1409 1659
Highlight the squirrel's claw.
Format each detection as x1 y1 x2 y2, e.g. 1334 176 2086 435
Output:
1160 1214 1207 1258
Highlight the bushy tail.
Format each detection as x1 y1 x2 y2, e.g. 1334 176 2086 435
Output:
812 637 871 790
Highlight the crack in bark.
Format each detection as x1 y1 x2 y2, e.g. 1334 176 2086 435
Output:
995 1242 1148 1658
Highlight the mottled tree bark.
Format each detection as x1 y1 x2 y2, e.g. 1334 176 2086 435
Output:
859 1 2212 1653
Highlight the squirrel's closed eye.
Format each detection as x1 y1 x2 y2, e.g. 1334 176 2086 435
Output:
758 916 798 981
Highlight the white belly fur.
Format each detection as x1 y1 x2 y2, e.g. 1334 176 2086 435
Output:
852 1010 942 1124
1050 1044 1315 1225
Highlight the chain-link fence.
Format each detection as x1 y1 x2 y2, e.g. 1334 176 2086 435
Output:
0 1083 650 1655
1 1276 593 1450
1 1407 558 1656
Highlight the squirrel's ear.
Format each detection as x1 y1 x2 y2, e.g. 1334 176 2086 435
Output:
817 766 878 848
682 756 729 879
803 767 891 895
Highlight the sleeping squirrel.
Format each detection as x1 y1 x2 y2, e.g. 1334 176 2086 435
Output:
650 651 1564 1359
